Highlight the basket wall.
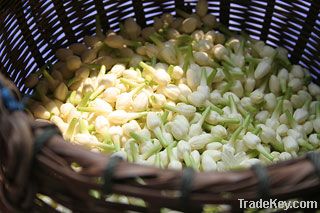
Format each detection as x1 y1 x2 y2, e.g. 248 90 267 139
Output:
0 0 319 92
0 0 320 212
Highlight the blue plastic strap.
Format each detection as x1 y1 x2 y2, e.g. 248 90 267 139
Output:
0 82 24 111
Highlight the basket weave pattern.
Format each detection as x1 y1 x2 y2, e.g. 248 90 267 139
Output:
0 0 320 212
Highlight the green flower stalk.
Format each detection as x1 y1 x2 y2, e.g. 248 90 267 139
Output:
189 105 211 137
146 112 169 147
163 103 196 118
230 114 251 143
243 132 274 161
65 118 78 141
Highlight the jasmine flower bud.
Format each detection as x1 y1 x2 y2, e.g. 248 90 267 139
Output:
276 124 288 137
269 75 280 95
166 115 190 140
254 57 272 79
255 110 269 123
245 77 256 94
206 142 223 151
201 154 217 171
308 83 320 97
122 120 141 137
95 115 110 134
279 152 291 161
309 134 320 147
291 65 304 79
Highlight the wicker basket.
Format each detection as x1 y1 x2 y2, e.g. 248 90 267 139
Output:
0 0 320 212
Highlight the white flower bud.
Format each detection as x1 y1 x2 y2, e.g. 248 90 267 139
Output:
212 44 228 61
240 158 260 168
116 93 133 110
279 113 288 125
264 93 277 111
122 120 141 137
186 63 202 90
313 118 320 133
278 152 291 161
293 108 308 124
269 75 280 95
283 100 293 114
309 134 320 147
189 133 214 150
245 77 256 94
203 150 221 161
290 94 304 109
102 87 121 104
168 160 182 170
288 78 303 92
212 68 225 83
188 91 206 107
210 125 227 139
181 17 198 33
250 89 264 104
194 51 212 66
132 91 149 112
110 64 126 77
255 111 269 123
177 140 191 160
206 142 223 150
95 115 110 134
167 115 189 140
303 121 313 135
243 132 261 149
210 90 224 104
230 80 244 98
254 58 272 79
308 83 320 97
172 66 184 80
276 124 288 137
291 65 305 79
283 136 299 153
201 154 217 171
160 84 181 101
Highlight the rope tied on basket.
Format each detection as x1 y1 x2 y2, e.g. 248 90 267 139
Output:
251 164 270 199
0 81 24 111
102 155 123 194
180 167 196 211
33 124 61 157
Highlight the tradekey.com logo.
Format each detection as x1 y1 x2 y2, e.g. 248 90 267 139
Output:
238 199 318 210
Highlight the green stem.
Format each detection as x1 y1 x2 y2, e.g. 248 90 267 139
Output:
90 87 105 101
77 107 107 113
130 132 147 144
207 69 217 85
153 127 168 147
79 119 89 134
113 135 121 152
228 95 237 114
220 117 241 124
206 101 223 115
285 109 296 129
143 143 162 160
298 139 314 151
161 111 169 124
130 141 138 162
183 152 191 167
120 78 141 87
65 118 78 141
256 144 274 161
78 92 92 107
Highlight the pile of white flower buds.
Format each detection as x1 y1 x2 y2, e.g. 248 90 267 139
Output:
26 0 320 172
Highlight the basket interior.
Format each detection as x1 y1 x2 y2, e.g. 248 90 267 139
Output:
0 0 319 93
